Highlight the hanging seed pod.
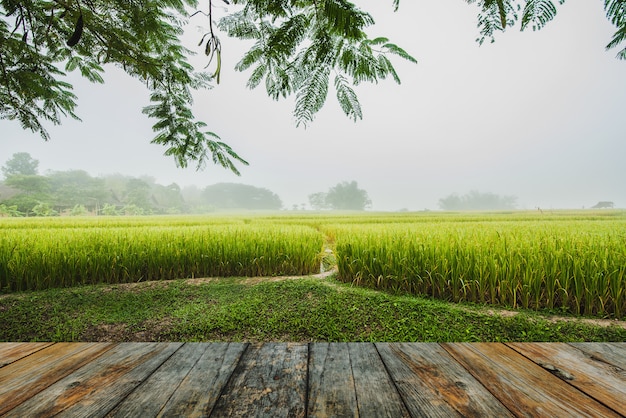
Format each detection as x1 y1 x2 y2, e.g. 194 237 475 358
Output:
198 32 209 47
66 13 84 47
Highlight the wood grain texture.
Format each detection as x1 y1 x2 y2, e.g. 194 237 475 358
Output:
307 342 358 418
1 342 625 417
157 342 247 418
106 343 211 417
377 343 513 417
0 342 114 416
0 342 53 367
569 342 626 370
507 342 626 415
210 342 308 418
5 342 181 418
443 342 620 418
349 343 410 418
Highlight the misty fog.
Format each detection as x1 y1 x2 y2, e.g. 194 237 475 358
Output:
2 1 624 211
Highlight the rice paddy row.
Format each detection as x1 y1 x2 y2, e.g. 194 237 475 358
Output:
2 210 625 318
334 219 626 318
0 221 324 292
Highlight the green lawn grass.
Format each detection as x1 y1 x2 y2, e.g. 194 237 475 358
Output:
1 275 624 342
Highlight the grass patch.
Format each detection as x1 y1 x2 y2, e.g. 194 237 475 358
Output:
1 276 624 342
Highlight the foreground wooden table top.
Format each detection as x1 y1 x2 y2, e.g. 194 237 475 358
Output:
0 342 624 417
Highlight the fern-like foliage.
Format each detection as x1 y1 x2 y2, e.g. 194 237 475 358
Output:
221 0 417 126
0 0 252 172
2 0 414 167
466 0 519 44
464 0 565 43
605 0 626 59
293 65 331 125
6 0 620 173
461 0 626 58
521 0 563 31
334 74 362 121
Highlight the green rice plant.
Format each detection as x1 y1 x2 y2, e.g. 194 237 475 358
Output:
334 217 626 318
0 220 323 292
2 211 626 318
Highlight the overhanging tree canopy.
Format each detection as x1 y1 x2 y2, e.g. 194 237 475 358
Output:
1 1 624 174
0 0 416 173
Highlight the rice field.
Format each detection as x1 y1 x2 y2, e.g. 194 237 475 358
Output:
0 216 324 292
1 210 625 318
332 212 626 319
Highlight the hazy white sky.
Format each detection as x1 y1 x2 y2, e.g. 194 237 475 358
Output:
2 1 625 210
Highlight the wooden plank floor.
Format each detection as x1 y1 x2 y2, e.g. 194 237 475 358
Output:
0 342 625 417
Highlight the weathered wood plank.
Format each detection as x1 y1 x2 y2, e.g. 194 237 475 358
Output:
350 343 410 417
507 342 626 415
0 342 114 416
0 342 54 367
307 342 358 417
5 342 181 418
2 342 625 418
377 343 513 417
443 342 620 417
210 342 308 417
569 342 626 370
106 343 212 417
156 343 247 418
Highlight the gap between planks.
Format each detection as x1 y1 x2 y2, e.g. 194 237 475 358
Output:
0 342 624 417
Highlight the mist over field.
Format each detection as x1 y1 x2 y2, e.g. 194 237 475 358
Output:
2 1 625 211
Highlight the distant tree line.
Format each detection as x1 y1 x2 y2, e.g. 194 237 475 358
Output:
0 153 283 216
438 190 518 211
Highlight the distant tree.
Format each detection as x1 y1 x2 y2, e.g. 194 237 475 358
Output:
180 185 216 213
151 183 185 213
70 204 89 216
97 176 193 214
47 170 108 213
438 190 517 211
0 203 21 217
437 194 463 211
2 174 52 214
1 168 195 215
2 153 39 178
308 192 328 210
101 203 119 216
311 181 372 211
124 178 153 211
203 183 282 210
4 174 50 194
121 204 145 216
0 183 20 202
31 202 58 216
1 194 41 216
591 201 614 209
327 181 372 210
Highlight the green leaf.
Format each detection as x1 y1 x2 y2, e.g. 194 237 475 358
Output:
605 0 626 58
334 74 362 121
521 0 560 31
294 65 330 126
382 42 418 63
1 0 416 172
